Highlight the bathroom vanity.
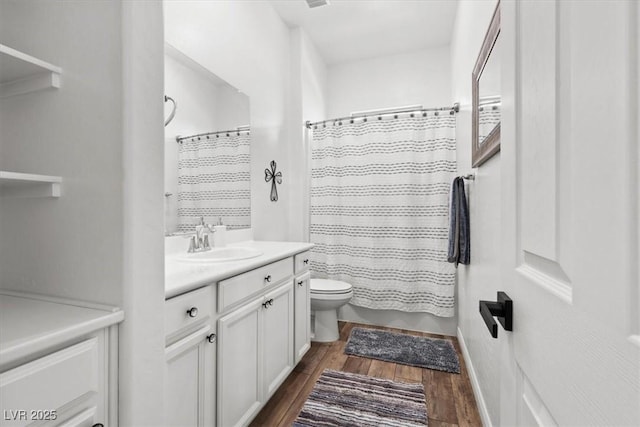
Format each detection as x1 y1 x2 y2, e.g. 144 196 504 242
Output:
165 240 313 427
0 292 123 427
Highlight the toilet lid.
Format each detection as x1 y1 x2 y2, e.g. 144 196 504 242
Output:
310 279 353 294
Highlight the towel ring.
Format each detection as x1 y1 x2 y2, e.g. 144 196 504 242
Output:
164 95 177 127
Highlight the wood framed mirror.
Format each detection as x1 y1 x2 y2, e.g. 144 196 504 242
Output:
472 1 501 167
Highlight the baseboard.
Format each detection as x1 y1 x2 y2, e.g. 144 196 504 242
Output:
457 327 493 427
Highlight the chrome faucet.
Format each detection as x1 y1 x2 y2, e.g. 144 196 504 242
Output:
188 217 215 253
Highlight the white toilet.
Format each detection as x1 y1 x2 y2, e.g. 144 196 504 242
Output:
310 279 353 342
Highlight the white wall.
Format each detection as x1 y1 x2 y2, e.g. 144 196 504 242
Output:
120 2 166 425
164 0 294 241
291 27 328 243
298 29 328 125
0 0 124 305
450 0 501 425
327 47 451 118
215 84 250 131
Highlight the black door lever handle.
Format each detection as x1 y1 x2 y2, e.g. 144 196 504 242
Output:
479 292 513 338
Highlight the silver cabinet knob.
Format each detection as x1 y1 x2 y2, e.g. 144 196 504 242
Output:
207 333 216 343
186 307 198 318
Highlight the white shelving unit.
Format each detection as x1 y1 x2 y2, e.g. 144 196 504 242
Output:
0 171 62 198
0 44 62 98
0 44 63 197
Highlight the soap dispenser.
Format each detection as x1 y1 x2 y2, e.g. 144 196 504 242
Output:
213 217 227 247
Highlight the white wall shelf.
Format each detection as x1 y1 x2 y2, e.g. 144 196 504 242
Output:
0 171 62 198
0 44 62 98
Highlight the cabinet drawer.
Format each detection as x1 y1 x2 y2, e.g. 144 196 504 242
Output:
0 338 100 427
165 286 213 339
54 405 99 427
294 251 311 274
218 257 293 313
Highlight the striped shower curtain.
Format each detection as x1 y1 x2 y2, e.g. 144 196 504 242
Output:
177 132 251 231
479 105 500 141
309 113 457 316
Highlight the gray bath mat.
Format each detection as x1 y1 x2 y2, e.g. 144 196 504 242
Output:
345 327 460 374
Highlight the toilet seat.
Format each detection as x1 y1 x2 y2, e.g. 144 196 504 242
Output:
310 279 353 295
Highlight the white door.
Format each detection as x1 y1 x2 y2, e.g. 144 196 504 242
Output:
218 298 262 427
294 272 311 364
165 325 216 427
262 281 294 397
500 1 640 425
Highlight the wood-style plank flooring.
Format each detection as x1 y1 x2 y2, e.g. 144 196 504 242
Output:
249 321 482 427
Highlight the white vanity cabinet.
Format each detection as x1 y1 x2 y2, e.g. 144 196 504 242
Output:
164 242 314 427
215 255 297 427
293 251 311 364
164 286 216 427
262 281 294 397
217 279 294 427
217 297 262 427
165 325 216 427
0 292 123 427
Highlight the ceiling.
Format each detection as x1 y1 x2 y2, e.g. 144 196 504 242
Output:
269 0 459 65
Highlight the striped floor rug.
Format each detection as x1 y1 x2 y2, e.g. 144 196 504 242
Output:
294 369 428 426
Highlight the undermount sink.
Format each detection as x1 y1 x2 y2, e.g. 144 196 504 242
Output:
175 246 263 263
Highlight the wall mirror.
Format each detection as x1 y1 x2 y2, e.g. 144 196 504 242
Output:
164 43 251 234
472 1 501 167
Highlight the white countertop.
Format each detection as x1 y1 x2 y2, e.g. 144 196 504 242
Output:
0 291 124 370
165 240 313 299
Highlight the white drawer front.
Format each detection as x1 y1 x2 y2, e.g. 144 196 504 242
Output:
294 251 311 274
165 286 213 339
55 406 98 427
218 257 293 313
0 338 100 427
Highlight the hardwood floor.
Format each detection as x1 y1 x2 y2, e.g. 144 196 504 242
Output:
250 321 482 427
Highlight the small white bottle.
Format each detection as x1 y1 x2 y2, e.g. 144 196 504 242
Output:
213 217 226 247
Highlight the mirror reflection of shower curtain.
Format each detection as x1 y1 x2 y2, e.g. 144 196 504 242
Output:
478 105 500 143
309 114 457 315
177 133 250 231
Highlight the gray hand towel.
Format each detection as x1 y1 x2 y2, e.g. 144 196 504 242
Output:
447 177 470 266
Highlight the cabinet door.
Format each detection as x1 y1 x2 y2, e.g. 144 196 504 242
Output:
55 406 99 427
262 281 294 398
165 325 215 427
218 298 262 427
293 272 311 364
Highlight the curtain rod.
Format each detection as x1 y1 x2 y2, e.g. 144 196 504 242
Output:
351 104 423 117
176 127 250 143
479 96 501 107
305 103 460 129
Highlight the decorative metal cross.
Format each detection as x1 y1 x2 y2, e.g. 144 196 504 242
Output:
264 160 282 202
